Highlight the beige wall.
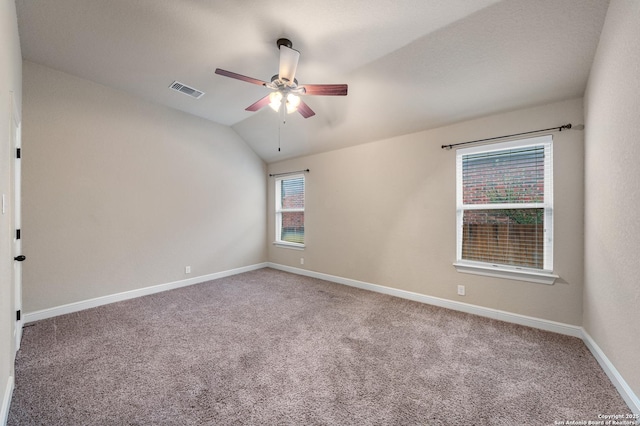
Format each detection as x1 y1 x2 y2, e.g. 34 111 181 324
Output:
584 0 640 398
268 98 585 325
22 61 267 313
0 0 22 418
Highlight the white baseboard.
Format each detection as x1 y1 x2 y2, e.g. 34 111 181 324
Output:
582 330 640 415
267 262 639 416
1 375 14 426
267 263 582 337
23 263 268 323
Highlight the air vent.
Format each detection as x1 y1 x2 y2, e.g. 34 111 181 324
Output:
169 81 205 99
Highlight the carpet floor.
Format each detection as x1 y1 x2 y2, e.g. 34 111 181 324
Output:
8 268 631 425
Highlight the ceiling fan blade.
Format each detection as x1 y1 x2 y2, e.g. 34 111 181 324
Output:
301 84 348 96
297 100 316 119
245 94 272 112
215 68 267 86
278 45 300 83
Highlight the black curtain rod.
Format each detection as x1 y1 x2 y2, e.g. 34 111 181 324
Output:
441 124 574 150
268 169 310 178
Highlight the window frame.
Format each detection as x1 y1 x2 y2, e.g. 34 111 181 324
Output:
453 136 558 285
274 174 305 249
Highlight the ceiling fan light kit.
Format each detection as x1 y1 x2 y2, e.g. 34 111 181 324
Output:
215 38 348 119
268 91 301 114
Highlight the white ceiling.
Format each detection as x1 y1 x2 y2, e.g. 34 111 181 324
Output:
16 0 609 163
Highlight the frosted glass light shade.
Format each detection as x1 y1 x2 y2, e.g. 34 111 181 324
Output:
269 91 283 111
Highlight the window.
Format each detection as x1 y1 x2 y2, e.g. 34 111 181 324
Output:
275 174 305 248
454 136 557 284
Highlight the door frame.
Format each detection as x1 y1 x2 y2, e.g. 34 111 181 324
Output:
10 92 22 353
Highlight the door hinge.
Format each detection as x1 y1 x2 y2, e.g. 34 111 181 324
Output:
16 148 21 159
16 310 21 321
16 229 20 240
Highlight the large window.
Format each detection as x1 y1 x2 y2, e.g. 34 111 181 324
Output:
275 174 305 247
455 136 555 284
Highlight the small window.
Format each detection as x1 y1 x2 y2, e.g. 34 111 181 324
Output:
275 174 305 247
455 136 555 283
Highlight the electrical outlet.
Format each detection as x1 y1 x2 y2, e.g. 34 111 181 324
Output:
457 285 465 296
185 266 191 274
300 257 304 265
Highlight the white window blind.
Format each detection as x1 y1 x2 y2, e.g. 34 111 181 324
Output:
456 136 553 272
275 175 305 246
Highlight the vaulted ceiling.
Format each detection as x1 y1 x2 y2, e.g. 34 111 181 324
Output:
16 0 609 162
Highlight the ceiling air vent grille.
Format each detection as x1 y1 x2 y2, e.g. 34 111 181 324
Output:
169 81 205 99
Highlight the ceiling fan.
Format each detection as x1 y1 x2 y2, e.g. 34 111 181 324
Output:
215 38 348 119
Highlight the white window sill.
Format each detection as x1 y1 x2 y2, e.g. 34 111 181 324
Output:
453 261 558 285
273 241 305 250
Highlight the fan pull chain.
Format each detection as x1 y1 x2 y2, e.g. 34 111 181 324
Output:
278 103 286 152
282 101 286 124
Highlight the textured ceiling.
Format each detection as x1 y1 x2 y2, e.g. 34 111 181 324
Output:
16 0 609 163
